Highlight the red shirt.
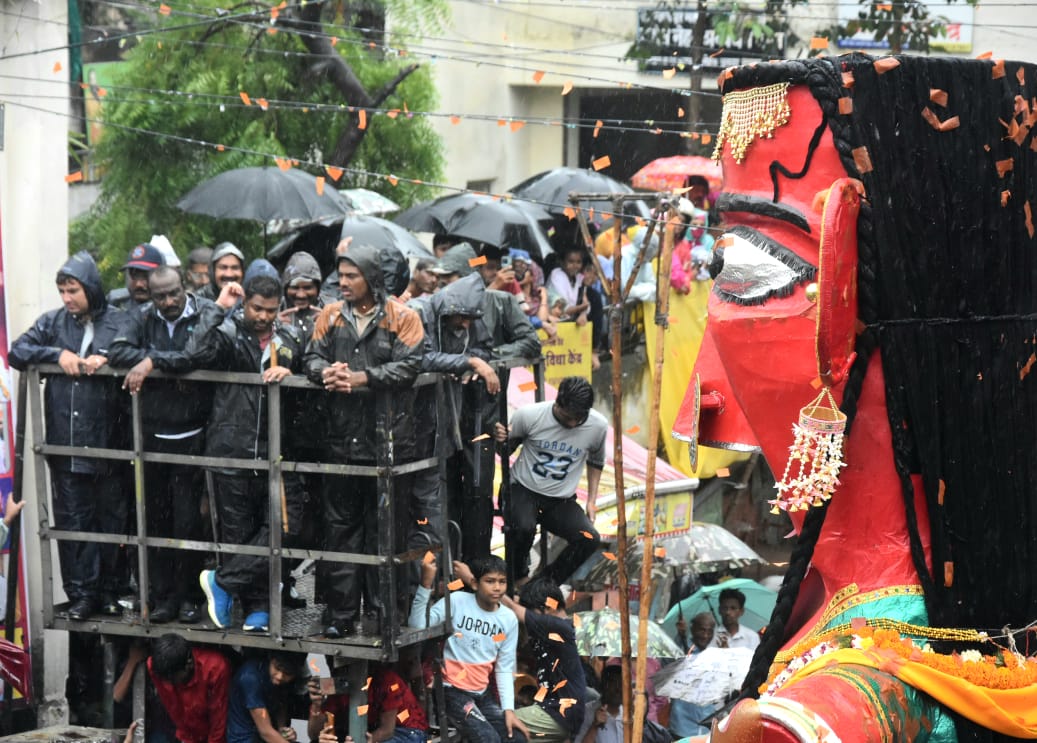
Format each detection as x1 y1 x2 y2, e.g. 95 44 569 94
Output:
324 669 429 735
149 648 232 743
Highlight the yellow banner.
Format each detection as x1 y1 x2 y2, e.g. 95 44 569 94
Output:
537 321 592 387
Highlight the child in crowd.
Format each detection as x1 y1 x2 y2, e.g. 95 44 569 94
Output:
226 650 306 743
409 555 528 743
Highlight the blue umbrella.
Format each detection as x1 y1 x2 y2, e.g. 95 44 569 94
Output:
660 578 776 636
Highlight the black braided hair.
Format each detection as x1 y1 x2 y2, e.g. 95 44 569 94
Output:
723 55 1037 743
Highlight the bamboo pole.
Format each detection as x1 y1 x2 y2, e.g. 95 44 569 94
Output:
631 208 677 743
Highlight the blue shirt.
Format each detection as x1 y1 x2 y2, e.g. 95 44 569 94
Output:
226 658 276 743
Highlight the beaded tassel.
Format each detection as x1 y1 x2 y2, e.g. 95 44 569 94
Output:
771 388 847 513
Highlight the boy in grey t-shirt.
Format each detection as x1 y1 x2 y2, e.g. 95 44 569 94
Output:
494 376 606 586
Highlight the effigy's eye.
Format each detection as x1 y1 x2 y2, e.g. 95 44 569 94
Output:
712 226 816 306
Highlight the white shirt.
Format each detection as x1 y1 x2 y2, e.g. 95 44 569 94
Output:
710 623 761 651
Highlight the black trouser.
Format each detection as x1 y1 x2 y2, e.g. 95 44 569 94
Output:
49 465 127 601
144 433 206 605
508 481 601 584
211 472 271 614
321 472 409 624
444 440 495 561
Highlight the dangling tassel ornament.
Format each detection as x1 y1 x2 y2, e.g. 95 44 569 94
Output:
771 388 847 513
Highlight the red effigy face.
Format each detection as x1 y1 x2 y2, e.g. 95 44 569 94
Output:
709 85 851 514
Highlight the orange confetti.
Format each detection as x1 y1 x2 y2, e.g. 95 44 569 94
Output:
552 679 568 692
937 479 946 505
662 68 677 79
593 120 603 138
592 155 611 171
625 425 640 435
450 116 461 125
387 175 399 187
977 51 993 60
275 157 291 172
330 36 338 47
390 683 400 692
548 632 564 642
875 2 892 10
254 97 268 111
709 49 724 59
654 547 666 558
65 171 83 184
603 552 617 561
930 89 948 107
1017 67 1027 86
358 110 367 130
397 709 410 723
448 579 465 591
216 144 225 152
386 109 400 119
363 677 372 691
518 381 538 392
158 3 171 14
810 37 829 50
1001 190 1012 207
53 61 63 73
992 60 1006 79
534 686 548 702
580 530 594 540
240 92 252 106
325 165 344 182
357 705 369 716
562 206 576 221
532 70 545 84
315 176 325 196
701 134 712 145
455 632 464 638
852 146 873 174
423 550 435 564
266 27 277 35
544 597 558 610
939 116 960 132
471 433 491 442
1020 353 1036 381
838 97 853 115
510 121 526 132
842 71 855 89
497 119 507 128
716 467 731 477
468 255 488 267
572 614 582 628
873 57 900 75
270 6 279 20
561 81 573 96
492 632 506 643
943 561 954 587
996 158 1014 178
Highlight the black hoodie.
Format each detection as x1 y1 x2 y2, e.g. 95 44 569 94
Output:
10 251 129 473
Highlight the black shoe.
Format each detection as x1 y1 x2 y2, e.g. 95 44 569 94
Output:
324 619 357 639
68 597 99 621
100 596 123 616
150 600 178 624
178 601 202 624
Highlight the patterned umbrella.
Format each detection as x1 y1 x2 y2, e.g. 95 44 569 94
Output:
630 155 724 193
574 606 685 658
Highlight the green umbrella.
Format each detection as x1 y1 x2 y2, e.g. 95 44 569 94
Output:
574 606 684 659
660 578 776 637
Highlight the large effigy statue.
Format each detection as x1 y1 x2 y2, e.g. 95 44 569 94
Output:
681 54 1037 742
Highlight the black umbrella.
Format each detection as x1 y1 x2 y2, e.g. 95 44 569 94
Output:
509 167 651 221
394 192 491 233
177 166 352 222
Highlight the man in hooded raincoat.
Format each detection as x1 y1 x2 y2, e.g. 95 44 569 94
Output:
10 251 131 620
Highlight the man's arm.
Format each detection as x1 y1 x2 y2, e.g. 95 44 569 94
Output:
491 292 541 361
108 311 149 369
408 557 445 629
585 464 604 520
9 312 64 370
249 707 292 743
364 307 424 389
498 593 527 623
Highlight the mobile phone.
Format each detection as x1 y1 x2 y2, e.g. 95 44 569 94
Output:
501 255 512 268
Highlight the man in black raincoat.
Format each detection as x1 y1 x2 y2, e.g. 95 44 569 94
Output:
305 243 425 637
196 242 245 301
10 251 130 620
186 274 303 633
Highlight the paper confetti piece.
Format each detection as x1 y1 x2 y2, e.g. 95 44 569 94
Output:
1017 67 1027 86
216 144 225 152
626 425 640 435
572 613 582 628
253 97 268 111
593 120 603 138
943 561 954 587
1020 353 1036 380
325 165 343 182
417 517 429 526
875 2 892 10
873 57 900 75
552 679 568 692
448 579 465 591
449 115 461 125
976 50 993 60
65 171 83 184
1001 190 1011 207
662 68 676 79
716 467 731 477
532 70 545 83
544 597 558 610
992 59 1006 79
159 3 171 14
275 157 291 172
493 632 506 643
838 97 853 115
552 658 561 671
930 89 948 107
471 433 491 442
603 552 617 561
53 61 65 74
562 206 576 221
996 158 1014 178
358 110 367 129
548 632 564 642
580 530 594 540
921 107 943 131
397 709 410 723
559 698 577 715
592 155 611 171
315 176 325 196
852 146 873 174
810 376 824 389
938 116 960 132
363 677 372 691
455 632 464 638
518 381 538 392
468 255 488 267
937 479 946 505
810 37 829 50
386 109 400 119
357 705 368 716
387 175 399 187
534 686 548 702
654 547 666 558
561 81 573 96
423 550 435 564
842 71 855 89
497 119 507 128
240 92 252 106
510 120 526 132
701 134 712 145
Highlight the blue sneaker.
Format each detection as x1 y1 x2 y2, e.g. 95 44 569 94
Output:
199 570 232 628
243 611 270 632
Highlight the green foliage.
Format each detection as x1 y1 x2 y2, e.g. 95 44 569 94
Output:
822 0 979 56
72 0 446 288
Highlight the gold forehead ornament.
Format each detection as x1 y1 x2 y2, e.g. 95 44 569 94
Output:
713 82 791 164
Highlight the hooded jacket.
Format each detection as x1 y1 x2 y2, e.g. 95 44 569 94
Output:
281 251 324 339
197 242 245 300
305 243 425 463
10 251 129 473
184 292 304 468
318 243 412 303
108 292 217 436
